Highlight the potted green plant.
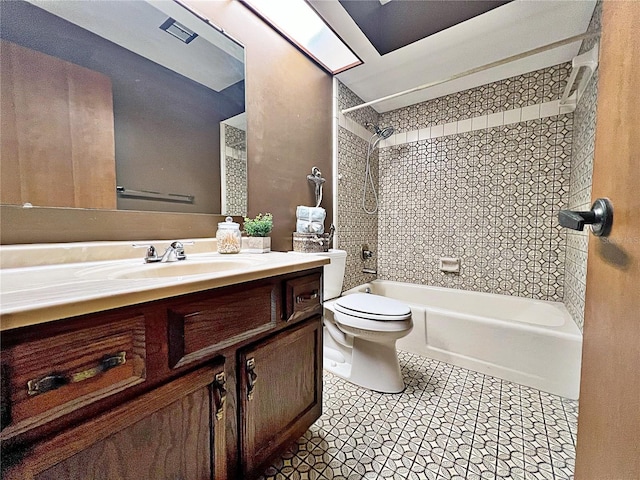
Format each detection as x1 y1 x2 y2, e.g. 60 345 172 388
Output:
242 213 273 253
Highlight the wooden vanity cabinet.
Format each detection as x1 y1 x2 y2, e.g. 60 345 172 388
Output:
16 363 227 480
1 268 323 480
239 317 323 479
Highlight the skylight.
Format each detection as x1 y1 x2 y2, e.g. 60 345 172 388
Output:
241 0 362 74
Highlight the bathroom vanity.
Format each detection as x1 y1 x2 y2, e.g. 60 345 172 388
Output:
0 244 328 479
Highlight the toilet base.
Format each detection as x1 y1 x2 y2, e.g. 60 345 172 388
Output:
323 335 406 394
321 300 410 394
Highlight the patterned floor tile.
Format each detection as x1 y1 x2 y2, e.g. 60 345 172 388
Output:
261 352 578 480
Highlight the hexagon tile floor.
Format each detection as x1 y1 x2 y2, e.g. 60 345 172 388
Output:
259 351 579 480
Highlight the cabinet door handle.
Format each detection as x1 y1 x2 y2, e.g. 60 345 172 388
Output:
296 290 319 304
212 372 227 421
246 357 257 401
27 351 127 397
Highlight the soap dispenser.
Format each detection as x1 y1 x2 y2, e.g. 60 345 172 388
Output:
216 216 241 254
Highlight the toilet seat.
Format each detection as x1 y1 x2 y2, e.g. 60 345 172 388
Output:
334 293 411 321
334 294 412 333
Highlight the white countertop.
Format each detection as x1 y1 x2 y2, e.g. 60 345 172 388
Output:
0 242 329 331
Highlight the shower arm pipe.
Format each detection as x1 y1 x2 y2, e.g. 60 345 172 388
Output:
341 30 600 114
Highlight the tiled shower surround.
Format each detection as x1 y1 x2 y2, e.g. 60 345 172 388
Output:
338 62 574 303
563 1 601 331
376 112 572 301
337 15 600 319
336 84 381 291
375 65 572 302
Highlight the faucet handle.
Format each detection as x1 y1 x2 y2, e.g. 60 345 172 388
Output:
170 241 186 260
169 240 195 261
133 243 159 263
360 243 374 260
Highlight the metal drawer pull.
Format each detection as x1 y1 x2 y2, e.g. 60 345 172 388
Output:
27 351 127 397
26 374 66 396
246 358 257 401
212 372 227 421
296 290 319 304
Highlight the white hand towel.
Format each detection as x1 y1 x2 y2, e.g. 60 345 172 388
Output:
296 219 324 234
296 206 326 223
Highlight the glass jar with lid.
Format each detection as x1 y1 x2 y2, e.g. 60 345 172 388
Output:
216 216 241 254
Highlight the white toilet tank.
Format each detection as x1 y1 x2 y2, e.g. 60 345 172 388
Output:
311 249 346 300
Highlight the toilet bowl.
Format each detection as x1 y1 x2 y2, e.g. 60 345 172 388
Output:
309 249 413 393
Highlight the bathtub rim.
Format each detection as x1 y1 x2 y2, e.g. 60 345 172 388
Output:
342 279 582 339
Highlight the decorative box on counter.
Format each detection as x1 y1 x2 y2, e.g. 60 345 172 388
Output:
242 236 271 253
292 231 332 253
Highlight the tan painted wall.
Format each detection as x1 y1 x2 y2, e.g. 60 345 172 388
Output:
185 0 333 251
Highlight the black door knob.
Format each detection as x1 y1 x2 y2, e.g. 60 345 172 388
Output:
558 210 597 231
558 198 613 237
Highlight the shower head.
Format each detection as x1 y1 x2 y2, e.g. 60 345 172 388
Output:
377 126 394 139
365 122 394 139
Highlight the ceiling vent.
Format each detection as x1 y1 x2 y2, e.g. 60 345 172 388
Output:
159 18 198 44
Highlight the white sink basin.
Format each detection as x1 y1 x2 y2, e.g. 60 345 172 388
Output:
112 259 256 279
77 257 259 280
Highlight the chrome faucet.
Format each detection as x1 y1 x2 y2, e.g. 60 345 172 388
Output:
159 241 189 262
134 241 193 263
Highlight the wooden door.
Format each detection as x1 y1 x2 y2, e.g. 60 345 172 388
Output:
5 365 226 480
238 318 323 479
0 40 116 209
574 2 640 479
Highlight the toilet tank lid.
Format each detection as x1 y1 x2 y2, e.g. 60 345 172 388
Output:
335 293 411 318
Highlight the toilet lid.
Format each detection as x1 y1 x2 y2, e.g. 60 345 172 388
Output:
335 293 411 321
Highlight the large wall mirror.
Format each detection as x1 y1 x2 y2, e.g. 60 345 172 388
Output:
1 0 247 216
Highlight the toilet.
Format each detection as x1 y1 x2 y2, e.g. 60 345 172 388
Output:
312 249 413 393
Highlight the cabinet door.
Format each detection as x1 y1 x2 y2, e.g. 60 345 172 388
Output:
4 364 227 480
239 317 322 478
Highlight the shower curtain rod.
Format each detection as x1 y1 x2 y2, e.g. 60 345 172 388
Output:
341 30 600 114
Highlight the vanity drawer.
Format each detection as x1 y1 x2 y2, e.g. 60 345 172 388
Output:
168 282 278 369
284 273 322 324
1 315 146 439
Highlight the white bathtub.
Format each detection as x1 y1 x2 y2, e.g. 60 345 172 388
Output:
342 280 582 399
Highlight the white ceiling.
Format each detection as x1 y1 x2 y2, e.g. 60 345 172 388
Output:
310 0 597 113
28 0 244 93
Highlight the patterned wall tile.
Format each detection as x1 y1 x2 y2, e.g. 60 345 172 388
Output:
579 0 602 55
376 115 573 302
223 125 247 216
225 124 246 149
379 64 571 134
337 126 379 291
338 81 379 132
223 155 247 216
336 82 381 291
563 0 601 331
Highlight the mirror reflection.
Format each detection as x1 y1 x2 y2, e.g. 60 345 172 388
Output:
0 0 246 215
221 113 247 216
